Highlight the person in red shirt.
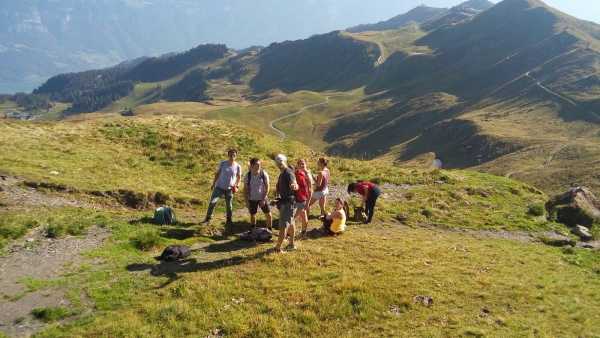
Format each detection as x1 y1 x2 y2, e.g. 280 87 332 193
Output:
347 181 381 224
294 159 313 237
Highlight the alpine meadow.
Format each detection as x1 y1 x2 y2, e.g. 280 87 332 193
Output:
1 0 600 337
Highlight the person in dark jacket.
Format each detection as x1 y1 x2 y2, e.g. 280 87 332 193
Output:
274 154 299 253
347 181 381 224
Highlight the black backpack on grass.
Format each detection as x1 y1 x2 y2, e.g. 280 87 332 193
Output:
156 245 191 262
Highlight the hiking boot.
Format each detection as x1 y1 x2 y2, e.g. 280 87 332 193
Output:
201 218 211 225
285 243 297 251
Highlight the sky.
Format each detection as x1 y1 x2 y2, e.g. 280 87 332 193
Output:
542 0 600 23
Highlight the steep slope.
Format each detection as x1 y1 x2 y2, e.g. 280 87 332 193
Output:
32 44 228 114
250 32 380 93
325 0 600 193
347 5 447 33
421 0 495 31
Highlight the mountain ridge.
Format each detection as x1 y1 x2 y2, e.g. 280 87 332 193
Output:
4 0 600 195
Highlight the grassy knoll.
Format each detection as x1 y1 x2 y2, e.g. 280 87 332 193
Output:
0 115 559 233
344 25 432 63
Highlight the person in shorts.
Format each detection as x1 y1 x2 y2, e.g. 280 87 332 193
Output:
274 154 298 253
309 157 330 217
294 159 313 237
244 158 272 229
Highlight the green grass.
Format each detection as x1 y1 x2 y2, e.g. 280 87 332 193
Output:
0 114 596 337
0 208 110 251
31 212 600 337
130 229 163 251
31 307 75 323
0 115 564 236
344 25 431 62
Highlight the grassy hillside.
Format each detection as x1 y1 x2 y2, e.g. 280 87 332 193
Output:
6 0 600 201
250 32 380 93
1 114 599 337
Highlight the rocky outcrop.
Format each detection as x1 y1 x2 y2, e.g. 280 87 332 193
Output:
546 187 600 227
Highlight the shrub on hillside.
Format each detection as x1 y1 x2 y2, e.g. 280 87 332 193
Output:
31 307 74 322
131 229 161 251
527 203 546 217
45 220 87 238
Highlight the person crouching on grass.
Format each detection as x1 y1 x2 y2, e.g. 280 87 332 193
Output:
320 198 347 235
274 154 299 253
294 159 312 238
203 149 242 227
244 158 273 229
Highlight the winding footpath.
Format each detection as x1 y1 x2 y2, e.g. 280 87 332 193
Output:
269 96 332 140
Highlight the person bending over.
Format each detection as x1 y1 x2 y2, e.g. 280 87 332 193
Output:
244 158 272 229
347 181 381 224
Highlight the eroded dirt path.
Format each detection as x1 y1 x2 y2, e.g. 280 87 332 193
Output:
0 175 88 210
0 226 110 337
0 175 109 337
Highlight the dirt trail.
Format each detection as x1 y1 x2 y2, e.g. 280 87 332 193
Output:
0 176 108 337
269 97 331 140
0 175 88 210
0 226 110 337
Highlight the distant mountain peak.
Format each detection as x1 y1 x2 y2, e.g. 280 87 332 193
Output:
347 5 447 33
453 0 495 11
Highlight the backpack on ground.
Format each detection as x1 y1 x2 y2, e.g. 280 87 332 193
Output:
353 207 367 223
156 245 191 261
154 206 176 225
240 227 273 242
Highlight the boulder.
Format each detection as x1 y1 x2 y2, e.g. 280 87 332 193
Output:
572 225 593 241
546 187 600 228
539 233 576 247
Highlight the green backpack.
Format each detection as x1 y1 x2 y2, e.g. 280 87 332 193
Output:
154 206 176 225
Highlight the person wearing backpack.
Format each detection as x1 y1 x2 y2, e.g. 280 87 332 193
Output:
309 157 330 217
244 158 272 229
274 154 299 253
203 149 242 226
347 181 381 224
294 159 313 238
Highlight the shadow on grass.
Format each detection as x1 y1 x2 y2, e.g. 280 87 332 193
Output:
127 249 271 288
129 216 155 225
129 216 201 228
160 228 196 240
204 238 260 253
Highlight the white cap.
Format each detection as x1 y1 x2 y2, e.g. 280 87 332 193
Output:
274 154 287 164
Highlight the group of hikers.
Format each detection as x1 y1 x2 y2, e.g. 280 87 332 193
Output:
202 149 381 253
